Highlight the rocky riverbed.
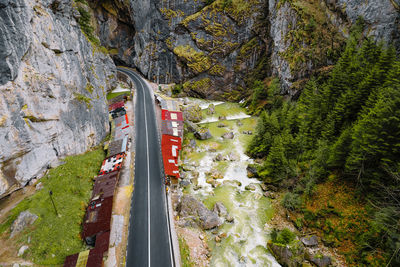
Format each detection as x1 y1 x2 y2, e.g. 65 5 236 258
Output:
171 98 280 266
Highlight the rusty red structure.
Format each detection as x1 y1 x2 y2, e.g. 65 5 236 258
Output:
82 197 113 244
108 101 124 112
91 171 119 200
63 231 110 267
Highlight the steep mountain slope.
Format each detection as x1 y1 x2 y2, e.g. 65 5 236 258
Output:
0 0 116 198
91 0 399 98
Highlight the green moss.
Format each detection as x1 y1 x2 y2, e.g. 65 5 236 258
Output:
74 93 92 108
281 0 345 73
183 78 212 95
75 1 100 46
85 83 94 94
0 148 105 264
173 45 212 73
106 91 128 100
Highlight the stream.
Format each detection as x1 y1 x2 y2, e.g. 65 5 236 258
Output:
180 98 281 267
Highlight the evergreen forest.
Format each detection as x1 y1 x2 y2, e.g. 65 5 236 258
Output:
247 21 400 265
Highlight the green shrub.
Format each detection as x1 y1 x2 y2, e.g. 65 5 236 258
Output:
271 228 296 245
282 192 302 211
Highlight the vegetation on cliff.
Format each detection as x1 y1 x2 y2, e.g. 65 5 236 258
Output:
247 21 400 265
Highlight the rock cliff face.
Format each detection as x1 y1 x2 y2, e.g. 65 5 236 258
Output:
92 0 399 98
0 0 117 198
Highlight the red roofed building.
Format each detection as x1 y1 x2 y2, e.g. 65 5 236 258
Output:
161 109 183 121
91 172 119 200
108 101 124 112
82 197 113 244
99 153 125 175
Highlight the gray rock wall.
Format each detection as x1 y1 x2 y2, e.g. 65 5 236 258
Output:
93 0 399 98
0 0 117 198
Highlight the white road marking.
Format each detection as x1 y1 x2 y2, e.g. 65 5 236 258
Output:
142 79 151 267
125 69 175 267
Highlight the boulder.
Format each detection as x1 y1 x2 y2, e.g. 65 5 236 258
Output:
236 120 243 126
246 164 259 178
35 182 43 191
18 245 29 256
301 235 318 247
185 121 199 133
223 180 242 187
194 128 212 140
179 180 191 188
183 104 203 122
306 253 332 267
206 169 224 179
214 153 223 161
213 202 228 217
182 164 195 171
245 183 258 191
226 215 234 223
268 242 305 267
218 116 227 120
221 132 234 139
264 191 276 199
178 195 222 230
228 152 239 161
217 122 227 128
11 211 38 238
260 183 269 192
207 104 215 115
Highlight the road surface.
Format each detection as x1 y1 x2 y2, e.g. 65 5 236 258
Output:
118 67 174 267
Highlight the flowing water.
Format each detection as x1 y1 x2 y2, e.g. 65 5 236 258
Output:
183 112 280 266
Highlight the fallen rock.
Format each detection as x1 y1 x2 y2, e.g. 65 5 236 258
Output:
185 121 199 133
178 195 222 230
245 183 258 191
183 104 203 122
18 245 29 256
217 122 226 128
221 132 234 139
215 235 221 242
219 232 227 239
236 120 243 126
182 164 195 172
306 252 332 267
260 183 269 192
246 164 259 178
194 128 212 140
206 169 224 180
218 116 226 120
301 235 318 247
207 104 215 115
223 180 242 187
189 139 197 148
214 153 224 161
213 202 228 217
11 211 38 238
179 180 191 188
228 152 239 161
35 182 43 191
268 242 305 267
264 191 276 199
226 215 234 223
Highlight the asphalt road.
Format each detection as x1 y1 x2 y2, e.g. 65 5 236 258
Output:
118 68 173 267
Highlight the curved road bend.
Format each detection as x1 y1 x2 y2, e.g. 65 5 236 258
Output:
118 67 173 267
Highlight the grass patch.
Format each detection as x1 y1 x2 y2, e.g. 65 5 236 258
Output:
106 91 128 100
201 102 246 119
179 237 195 267
0 148 105 265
